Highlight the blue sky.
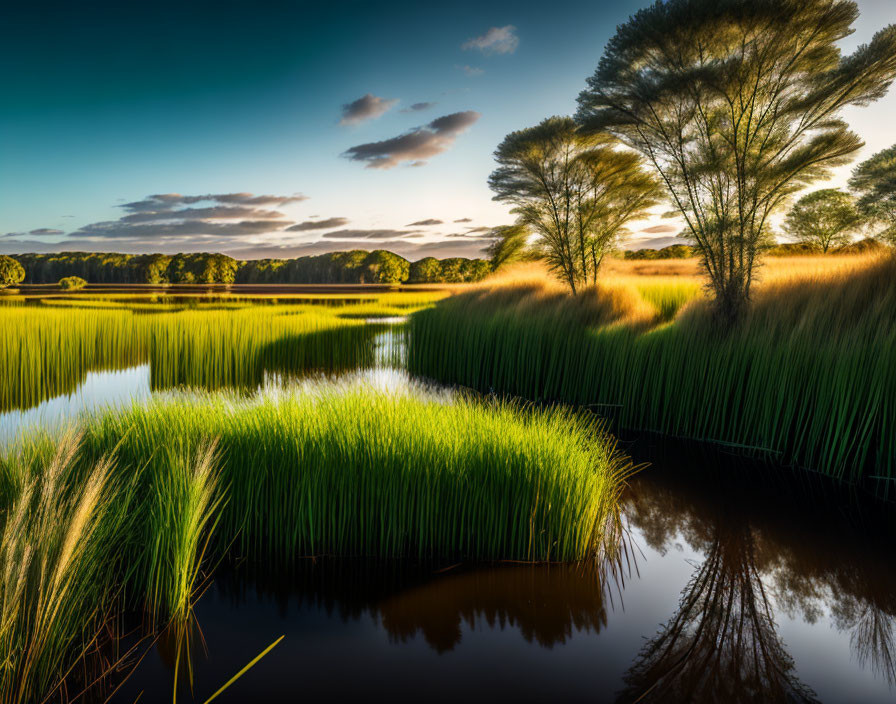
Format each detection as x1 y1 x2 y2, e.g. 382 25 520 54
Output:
1 0 894 260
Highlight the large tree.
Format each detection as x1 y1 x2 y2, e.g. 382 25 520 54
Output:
0 255 25 288
784 189 864 253
489 116 662 293
576 0 896 321
849 144 896 245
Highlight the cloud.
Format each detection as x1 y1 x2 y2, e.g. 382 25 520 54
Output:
454 218 472 223
120 193 305 213
401 102 436 113
624 235 688 250
286 217 350 232
639 225 678 234
462 25 518 55
457 65 484 77
73 220 290 240
406 219 443 226
29 228 64 235
343 111 481 169
321 229 421 240
340 94 399 125
464 226 491 233
120 206 287 223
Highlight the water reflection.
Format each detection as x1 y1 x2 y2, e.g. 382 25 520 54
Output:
620 467 896 703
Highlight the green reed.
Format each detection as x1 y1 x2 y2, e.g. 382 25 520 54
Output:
0 388 627 701
0 294 429 413
408 257 896 492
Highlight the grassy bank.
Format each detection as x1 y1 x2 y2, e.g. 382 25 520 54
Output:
408 256 896 493
0 388 627 700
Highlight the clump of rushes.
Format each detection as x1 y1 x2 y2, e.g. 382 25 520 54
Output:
0 434 120 704
144 439 223 624
408 256 896 491
41 388 630 564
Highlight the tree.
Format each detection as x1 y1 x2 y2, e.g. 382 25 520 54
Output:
408 257 443 283
849 144 896 245
490 116 661 293
363 250 410 284
486 225 531 270
0 255 25 288
784 189 864 253
576 0 896 321
58 276 87 290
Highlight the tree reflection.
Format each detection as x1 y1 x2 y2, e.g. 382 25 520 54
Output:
619 468 896 702
618 515 817 702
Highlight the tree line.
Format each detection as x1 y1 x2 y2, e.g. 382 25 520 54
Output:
4 250 491 286
487 0 896 322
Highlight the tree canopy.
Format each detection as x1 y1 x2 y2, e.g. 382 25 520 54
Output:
849 144 896 245
0 255 25 288
490 116 661 293
10 250 491 286
576 0 896 320
784 189 864 253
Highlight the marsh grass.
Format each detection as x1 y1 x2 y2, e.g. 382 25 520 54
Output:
409 255 896 491
0 434 123 704
0 294 432 413
0 387 629 701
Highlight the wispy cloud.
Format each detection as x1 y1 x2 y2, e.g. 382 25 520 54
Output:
286 217 350 231
342 111 481 169
457 65 484 77
462 25 518 55
406 219 443 226
401 102 436 113
339 94 398 125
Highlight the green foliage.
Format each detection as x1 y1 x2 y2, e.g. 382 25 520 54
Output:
58 276 87 290
623 245 694 260
408 257 443 283
408 257 896 492
11 250 492 286
487 224 531 269
490 116 661 292
849 144 896 245
577 0 896 321
363 249 410 284
784 189 864 253
0 255 25 288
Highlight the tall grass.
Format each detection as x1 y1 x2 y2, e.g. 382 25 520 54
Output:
65 388 629 563
0 435 122 704
0 387 628 700
0 295 425 413
408 256 896 492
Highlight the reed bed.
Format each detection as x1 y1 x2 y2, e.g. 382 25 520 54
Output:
408 255 896 492
0 388 627 701
0 294 430 413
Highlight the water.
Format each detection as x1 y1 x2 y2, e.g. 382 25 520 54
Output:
2 321 894 703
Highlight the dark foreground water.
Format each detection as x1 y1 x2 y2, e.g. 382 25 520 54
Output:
2 335 895 702
95 463 894 704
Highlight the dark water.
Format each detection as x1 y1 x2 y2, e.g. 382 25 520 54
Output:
2 326 895 703
97 462 896 703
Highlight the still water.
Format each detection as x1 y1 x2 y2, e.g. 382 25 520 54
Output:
1 325 894 703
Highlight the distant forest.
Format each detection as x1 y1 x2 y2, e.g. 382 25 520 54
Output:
11 250 492 285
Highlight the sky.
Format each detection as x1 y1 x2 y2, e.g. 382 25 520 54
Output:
1 0 895 260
